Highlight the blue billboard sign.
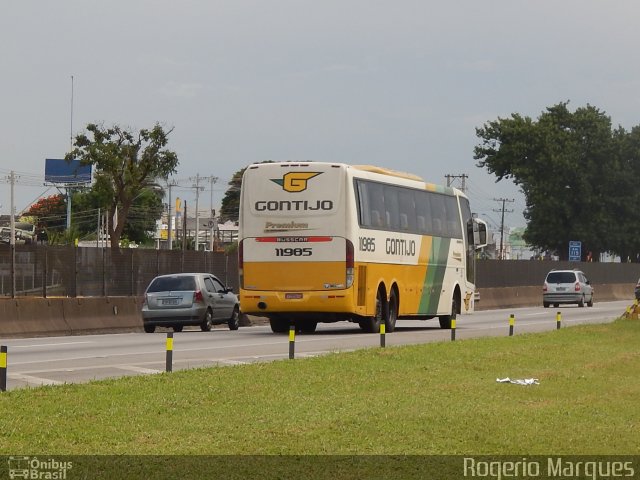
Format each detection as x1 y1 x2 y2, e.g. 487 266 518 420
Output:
44 158 92 184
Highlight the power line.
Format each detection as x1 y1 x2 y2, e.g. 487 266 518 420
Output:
445 173 468 193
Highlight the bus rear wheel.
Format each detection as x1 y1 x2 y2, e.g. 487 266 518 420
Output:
269 317 290 333
296 321 318 334
359 289 386 333
438 296 457 329
385 289 398 333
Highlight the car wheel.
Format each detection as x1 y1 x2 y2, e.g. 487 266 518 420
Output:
439 295 457 329
143 324 156 333
587 295 594 307
228 306 240 331
269 317 290 333
173 325 183 332
359 289 385 333
385 289 398 333
201 309 213 332
543 302 550 308
578 296 585 307
554 303 559 308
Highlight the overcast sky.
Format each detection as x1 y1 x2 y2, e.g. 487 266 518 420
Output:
2 1 640 231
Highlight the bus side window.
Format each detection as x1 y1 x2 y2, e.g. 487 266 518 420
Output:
371 210 383 227
417 215 427 233
400 214 409 231
432 218 442 236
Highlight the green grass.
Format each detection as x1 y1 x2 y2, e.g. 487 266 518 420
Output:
1 319 639 455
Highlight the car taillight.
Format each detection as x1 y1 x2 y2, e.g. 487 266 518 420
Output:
575 282 581 292
194 290 204 303
543 283 548 292
346 239 354 288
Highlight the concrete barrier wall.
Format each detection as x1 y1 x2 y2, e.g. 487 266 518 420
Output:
0 282 635 337
0 297 142 338
476 283 634 310
62 297 142 335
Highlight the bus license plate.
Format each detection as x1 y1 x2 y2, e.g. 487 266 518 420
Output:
285 293 303 299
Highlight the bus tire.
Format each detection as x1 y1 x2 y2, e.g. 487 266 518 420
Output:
359 289 386 333
438 296 457 329
297 321 317 334
385 289 398 333
269 317 290 333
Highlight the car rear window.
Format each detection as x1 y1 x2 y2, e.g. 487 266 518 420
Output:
147 276 197 292
546 272 577 283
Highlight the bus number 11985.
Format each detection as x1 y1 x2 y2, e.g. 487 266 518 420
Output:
275 248 312 257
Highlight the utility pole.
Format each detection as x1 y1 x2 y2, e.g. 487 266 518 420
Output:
9 171 16 298
189 174 205 251
493 198 514 260
208 176 218 251
445 173 468 193
166 180 178 250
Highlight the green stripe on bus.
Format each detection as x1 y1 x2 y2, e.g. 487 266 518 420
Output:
418 237 451 314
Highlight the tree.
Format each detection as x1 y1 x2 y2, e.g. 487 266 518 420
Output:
66 123 178 250
23 194 67 238
474 102 638 260
219 161 274 222
219 168 244 222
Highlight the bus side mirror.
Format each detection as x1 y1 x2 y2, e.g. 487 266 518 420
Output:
474 220 487 249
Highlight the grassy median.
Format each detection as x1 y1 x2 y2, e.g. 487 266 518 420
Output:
1 318 639 456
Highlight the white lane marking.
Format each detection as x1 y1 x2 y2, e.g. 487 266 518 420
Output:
116 365 163 374
8 373 64 386
12 341 95 348
215 359 248 365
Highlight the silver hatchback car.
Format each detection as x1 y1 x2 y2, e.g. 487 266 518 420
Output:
543 269 594 308
142 273 240 333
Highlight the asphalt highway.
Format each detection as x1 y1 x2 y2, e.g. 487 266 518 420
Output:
1 300 631 391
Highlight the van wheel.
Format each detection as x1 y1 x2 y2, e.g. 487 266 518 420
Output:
359 289 385 333
439 296 457 329
385 289 398 333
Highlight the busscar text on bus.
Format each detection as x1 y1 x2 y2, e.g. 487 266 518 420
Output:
238 162 487 334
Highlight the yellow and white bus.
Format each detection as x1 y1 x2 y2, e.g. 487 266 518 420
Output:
238 161 487 333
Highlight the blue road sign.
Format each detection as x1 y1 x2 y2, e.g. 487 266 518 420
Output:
569 240 581 261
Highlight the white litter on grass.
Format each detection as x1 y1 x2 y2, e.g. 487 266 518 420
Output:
497 377 539 385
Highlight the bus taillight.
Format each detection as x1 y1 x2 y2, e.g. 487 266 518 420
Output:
346 239 354 288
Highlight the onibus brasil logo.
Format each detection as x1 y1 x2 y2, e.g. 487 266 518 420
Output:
270 172 322 192
7 456 72 479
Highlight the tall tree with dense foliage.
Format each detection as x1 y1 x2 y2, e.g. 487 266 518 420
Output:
66 123 178 249
474 102 639 260
219 161 273 222
219 168 244 222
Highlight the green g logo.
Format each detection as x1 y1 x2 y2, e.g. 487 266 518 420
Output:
271 172 322 192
